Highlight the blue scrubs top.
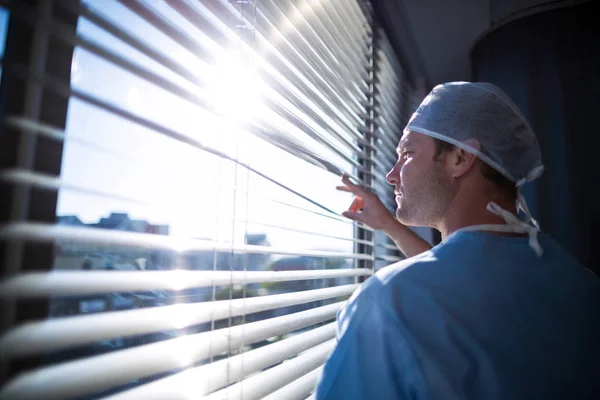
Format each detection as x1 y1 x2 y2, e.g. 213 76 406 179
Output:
315 231 600 399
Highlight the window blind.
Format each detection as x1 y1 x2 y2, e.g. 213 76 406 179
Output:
0 0 415 398
372 28 411 270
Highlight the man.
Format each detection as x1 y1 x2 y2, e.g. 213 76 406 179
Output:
315 82 600 399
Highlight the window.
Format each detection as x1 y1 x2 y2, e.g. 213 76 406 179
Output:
0 1 415 398
372 28 428 270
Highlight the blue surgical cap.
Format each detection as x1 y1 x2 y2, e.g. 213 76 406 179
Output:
406 82 545 255
405 81 543 186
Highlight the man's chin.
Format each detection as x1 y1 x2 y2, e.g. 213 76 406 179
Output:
395 209 410 225
395 209 420 227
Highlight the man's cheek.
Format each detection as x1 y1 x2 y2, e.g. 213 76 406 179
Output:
399 165 411 188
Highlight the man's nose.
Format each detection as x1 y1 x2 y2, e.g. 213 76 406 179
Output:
386 162 400 185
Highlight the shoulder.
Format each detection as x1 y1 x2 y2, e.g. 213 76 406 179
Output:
344 251 434 306
371 241 460 292
337 248 449 335
338 239 470 329
375 250 441 284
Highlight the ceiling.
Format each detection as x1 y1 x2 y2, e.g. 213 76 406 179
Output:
376 0 573 88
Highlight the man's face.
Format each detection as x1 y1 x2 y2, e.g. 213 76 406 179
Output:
385 130 453 227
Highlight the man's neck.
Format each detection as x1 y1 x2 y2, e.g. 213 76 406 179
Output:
437 191 518 240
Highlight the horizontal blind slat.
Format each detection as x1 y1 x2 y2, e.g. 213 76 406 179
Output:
5 2 366 179
2 112 368 225
261 366 324 400
0 166 357 229
0 284 357 357
0 1 383 399
204 344 331 400
0 223 373 259
105 324 337 399
273 0 371 89
0 269 371 298
0 58 350 213
0 302 342 399
253 2 367 137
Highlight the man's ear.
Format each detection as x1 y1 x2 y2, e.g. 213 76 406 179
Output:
450 139 480 178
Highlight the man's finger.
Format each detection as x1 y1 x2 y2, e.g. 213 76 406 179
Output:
341 174 369 197
348 196 364 213
342 211 365 224
335 185 352 193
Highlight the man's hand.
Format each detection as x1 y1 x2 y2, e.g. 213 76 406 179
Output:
336 174 397 232
337 174 433 257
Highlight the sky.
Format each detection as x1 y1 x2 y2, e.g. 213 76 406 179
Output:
55 0 362 253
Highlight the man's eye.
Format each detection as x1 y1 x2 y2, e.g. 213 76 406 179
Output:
401 152 412 160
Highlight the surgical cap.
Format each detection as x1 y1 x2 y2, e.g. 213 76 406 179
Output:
405 81 543 186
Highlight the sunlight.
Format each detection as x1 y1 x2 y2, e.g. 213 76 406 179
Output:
169 303 198 330
57 0 354 258
126 86 141 111
71 52 81 85
206 50 264 125
167 269 194 290
274 0 323 41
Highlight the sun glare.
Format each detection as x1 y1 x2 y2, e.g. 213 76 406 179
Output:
206 50 264 125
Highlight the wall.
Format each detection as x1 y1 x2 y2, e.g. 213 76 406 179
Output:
472 1 599 270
